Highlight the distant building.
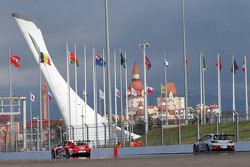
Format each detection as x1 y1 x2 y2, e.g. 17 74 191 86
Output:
156 82 186 121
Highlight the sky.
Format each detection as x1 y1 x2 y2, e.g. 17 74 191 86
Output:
1 0 250 120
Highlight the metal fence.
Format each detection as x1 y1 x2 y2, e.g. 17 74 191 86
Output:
1 113 250 152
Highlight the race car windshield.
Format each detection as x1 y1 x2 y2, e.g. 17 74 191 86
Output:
214 135 231 140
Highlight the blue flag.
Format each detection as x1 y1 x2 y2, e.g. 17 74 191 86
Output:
96 53 105 66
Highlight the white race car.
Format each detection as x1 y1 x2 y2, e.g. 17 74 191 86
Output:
193 134 235 153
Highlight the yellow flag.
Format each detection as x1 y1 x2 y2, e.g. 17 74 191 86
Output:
161 85 166 94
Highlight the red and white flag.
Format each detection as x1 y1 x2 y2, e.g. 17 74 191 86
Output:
10 54 21 68
30 92 35 102
147 86 154 94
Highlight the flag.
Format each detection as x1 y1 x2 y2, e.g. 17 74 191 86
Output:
115 88 121 97
147 86 154 94
216 58 222 70
82 90 88 101
68 51 79 67
10 54 21 68
203 56 207 70
99 89 105 100
231 60 239 73
131 87 137 96
242 63 246 72
40 51 51 65
30 93 35 102
120 53 126 68
161 85 166 94
48 91 53 101
96 53 105 66
145 56 151 71
164 56 169 67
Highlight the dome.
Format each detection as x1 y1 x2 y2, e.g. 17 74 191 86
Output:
128 63 144 96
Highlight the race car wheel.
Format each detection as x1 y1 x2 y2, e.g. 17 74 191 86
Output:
205 145 210 153
65 150 70 159
51 150 56 159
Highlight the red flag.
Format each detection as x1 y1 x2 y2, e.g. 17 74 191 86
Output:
242 63 246 72
145 56 151 71
216 58 222 70
10 54 21 68
147 86 154 94
68 51 79 67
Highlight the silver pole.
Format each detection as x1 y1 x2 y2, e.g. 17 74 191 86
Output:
114 50 118 144
164 51 168 126
125 51 129 121
30 91 33 145
161 84 164 145
182 0 188 123
102 49 106 124
39 49 43 150
104 0 113 142
244 56 248 120
232 55 236 122
74 44 78 131
66 43 71 139
93 48 98 148
48 92 51 150
9 48 14 150
119 49 124 146
217 54 221 123
139 40 150 146
84 45 87 127
200 53 203 125
202 53 206 124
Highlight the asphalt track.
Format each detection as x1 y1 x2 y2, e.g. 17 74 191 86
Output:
0 152 249 167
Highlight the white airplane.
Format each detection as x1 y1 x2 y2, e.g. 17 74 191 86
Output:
12 13 140 146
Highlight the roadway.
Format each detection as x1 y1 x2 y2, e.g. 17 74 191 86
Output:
0 152 249 167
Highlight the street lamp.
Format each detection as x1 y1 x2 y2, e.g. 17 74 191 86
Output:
139 40 150 146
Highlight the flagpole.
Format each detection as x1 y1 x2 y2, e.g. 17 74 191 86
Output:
48 91 51 150
232 55 235 122
74 44 78 130
114 50 118 144
202 52 206 124
9 48 14 151
84 45 87 134
30 91 33 144
198 53 202 140
139 40 150 146
93 48 98 148
66 43 71 140
102 49 106 124
182 0 188 123
119 49 124 146
125 51 129 121
164 51 168 126
217 53 221 123
104 0 113 143
39 45 43 150
161 83 164 145
244 56 249 120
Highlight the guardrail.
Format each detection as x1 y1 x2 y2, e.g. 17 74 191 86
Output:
1 142 250 160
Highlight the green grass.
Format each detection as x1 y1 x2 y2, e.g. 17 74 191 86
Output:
145 120 250 146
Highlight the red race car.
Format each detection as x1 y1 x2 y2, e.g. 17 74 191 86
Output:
51 140 91 159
